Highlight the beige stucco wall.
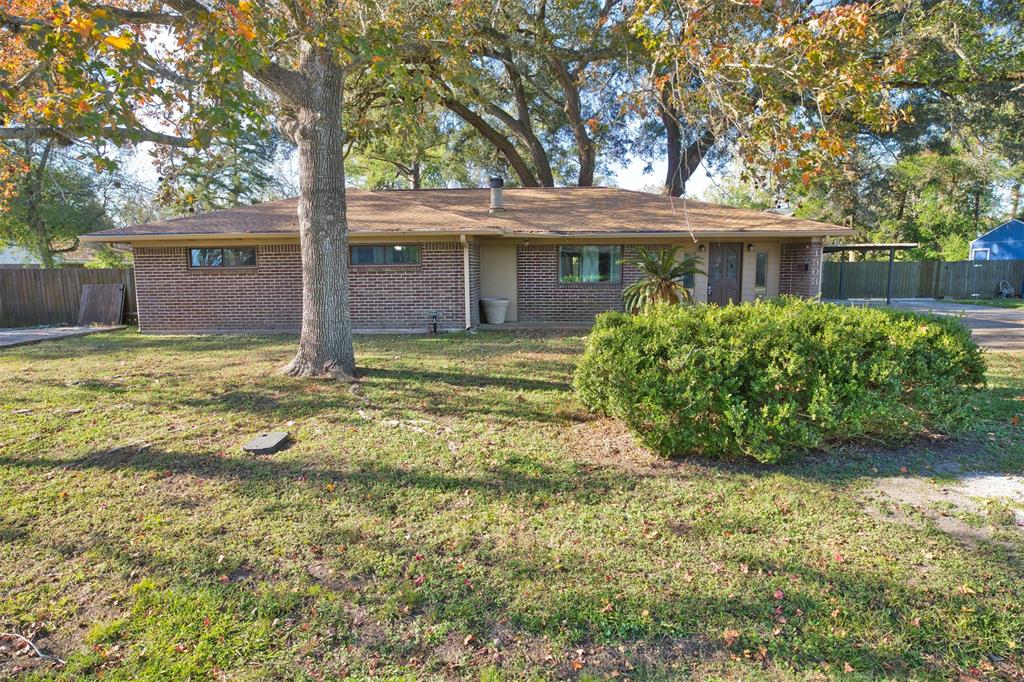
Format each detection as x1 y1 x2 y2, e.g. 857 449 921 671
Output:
741 241 782 301
674 241 779 303
479 242 519 321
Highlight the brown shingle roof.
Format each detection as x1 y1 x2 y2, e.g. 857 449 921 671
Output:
82 186 853 241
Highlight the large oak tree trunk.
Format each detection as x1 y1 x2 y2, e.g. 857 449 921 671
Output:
283 48 356 380
658 87 715 197
661 101 684 197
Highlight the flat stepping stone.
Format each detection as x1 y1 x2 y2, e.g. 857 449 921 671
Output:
242 431 290 454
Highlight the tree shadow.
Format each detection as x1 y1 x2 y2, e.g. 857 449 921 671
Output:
0 447 611 502
5 444 1019 678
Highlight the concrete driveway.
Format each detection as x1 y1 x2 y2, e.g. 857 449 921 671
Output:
0 326 126 349
835 299 1024 351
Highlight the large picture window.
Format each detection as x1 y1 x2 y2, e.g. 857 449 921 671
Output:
559 245 622 283
189 247 256 268
350 244 421 266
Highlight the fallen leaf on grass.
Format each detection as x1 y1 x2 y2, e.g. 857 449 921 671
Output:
723 628 741 646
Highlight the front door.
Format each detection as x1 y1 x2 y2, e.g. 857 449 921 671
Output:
708 243 742 305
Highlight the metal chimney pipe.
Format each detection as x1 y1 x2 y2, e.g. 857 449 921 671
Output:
488 176 504 212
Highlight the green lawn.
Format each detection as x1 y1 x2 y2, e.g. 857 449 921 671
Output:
950 298 1024 309
1 330 1022 680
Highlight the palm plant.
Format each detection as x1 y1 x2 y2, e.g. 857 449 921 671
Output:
622 246 705 313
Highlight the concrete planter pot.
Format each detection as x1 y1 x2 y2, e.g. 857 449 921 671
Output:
481 298 510 325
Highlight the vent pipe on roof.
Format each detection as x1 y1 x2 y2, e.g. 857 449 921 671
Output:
489 176 504 213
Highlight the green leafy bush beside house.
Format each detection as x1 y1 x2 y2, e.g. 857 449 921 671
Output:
574 298 985 463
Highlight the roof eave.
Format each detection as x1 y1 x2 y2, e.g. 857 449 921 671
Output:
80 228 503 243
506 228 854 239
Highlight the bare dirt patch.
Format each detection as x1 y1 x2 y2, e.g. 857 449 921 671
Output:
955 473 1024 503
0 599 124 678
564 418 696 478
865 472 1024 549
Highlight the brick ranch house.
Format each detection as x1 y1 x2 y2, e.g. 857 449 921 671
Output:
81 184 853 334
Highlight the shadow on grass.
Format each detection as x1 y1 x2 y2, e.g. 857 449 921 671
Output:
359 366 571 392
5 330 297 360
4 446 1020 678
28 361 580 425
0 448 605 500
10 324 570 361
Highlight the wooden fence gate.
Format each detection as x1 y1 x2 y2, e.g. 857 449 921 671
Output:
822 259 1024 300
0 268 136 327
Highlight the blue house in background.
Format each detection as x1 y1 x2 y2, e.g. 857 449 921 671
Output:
969 218 1024 260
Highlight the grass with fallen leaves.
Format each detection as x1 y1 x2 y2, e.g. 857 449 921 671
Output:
0 330 1022 680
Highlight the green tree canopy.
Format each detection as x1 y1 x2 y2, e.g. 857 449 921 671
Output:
0 140 116 267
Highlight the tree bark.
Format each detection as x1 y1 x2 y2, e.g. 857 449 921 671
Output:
547 59 595 186
658 88 715 197
410 159 421 189
490 55 554 186
282 46 356 380
661 97 683 197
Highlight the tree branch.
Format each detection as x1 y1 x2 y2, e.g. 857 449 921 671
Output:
0 126 192 147
251 63 310 107
87 4 185 26
441 98 540 187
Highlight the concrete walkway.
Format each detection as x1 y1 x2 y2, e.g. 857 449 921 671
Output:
0 326 127 349
834 299 1024 351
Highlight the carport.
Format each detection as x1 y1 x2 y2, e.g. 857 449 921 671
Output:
824 243 918 305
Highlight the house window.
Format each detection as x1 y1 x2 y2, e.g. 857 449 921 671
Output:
189 247 257 268
350 244 421 266
559 245 622 283
681 252 696 290
754 251 768 298
970 248 990 261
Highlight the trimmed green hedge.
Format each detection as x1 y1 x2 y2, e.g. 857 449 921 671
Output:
574 298 985 462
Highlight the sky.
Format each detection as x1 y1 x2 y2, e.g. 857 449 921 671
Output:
609 155 716 199
125 142 720 201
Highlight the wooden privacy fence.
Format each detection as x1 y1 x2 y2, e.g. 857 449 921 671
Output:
822 259 1024 300
0 268 136 327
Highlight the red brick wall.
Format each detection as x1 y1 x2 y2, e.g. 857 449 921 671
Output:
134 242 479 333
349 241 479 331
778 240 823 298
134 244 302 333
516 244 674 323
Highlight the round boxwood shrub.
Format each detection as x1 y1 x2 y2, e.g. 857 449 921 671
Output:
574 298 985 463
